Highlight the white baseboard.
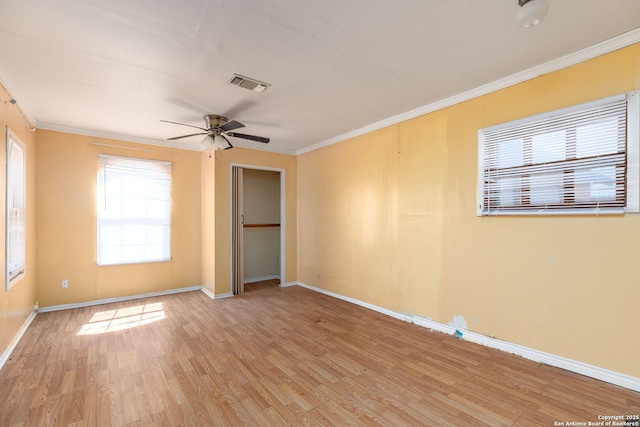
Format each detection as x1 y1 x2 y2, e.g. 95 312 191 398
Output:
296 282 413 323
212 292 233 299
200 286 216 299
37 285 234 313
200 287 233 299
295 281 640 393
0 310 37 371
244 275 280 284
38 285 203 312
279 281 298 288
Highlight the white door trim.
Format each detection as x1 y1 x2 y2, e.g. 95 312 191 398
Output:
229 163 286 288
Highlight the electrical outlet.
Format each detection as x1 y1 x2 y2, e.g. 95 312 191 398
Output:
61 279 69 289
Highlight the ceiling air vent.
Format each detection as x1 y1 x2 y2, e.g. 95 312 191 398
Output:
229 74 270 93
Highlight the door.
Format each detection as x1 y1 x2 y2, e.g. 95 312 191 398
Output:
231 165 285 295
231 166 244 295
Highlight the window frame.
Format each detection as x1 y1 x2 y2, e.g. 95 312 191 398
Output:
97 154 172 266
5 127 26 290
477 91 639 216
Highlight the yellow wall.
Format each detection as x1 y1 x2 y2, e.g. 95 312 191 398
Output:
298 127 405 310
297 44 640 377
0 86 37 355
210 148 297 295
201 151 215 295
36 130 202 307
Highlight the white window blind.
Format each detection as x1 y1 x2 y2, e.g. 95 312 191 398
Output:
6 128 26 289
97 155 171 265
478 91 639 215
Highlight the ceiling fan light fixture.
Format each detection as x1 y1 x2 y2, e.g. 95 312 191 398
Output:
517 0 549 28
214 133 232 150
201 134 214 148
201 133 232 151
201 133 232 150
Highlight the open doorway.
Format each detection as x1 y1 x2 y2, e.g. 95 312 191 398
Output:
231 165 285 295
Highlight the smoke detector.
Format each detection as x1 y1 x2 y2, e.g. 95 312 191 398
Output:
229 74 270 93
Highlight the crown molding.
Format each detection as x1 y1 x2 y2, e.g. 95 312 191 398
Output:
0 68 38 129
37 122 298 155
297 28 640 155
37 122 201 151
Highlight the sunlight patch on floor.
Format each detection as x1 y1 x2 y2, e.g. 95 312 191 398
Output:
77 302 165 335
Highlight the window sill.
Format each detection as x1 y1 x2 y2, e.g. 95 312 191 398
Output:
97 258 172 267
478 207 626 216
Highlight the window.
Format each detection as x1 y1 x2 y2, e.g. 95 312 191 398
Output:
478 91 639 215
6 128 26 290
97 155 171 265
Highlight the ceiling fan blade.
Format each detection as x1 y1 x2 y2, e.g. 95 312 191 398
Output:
161 119 208 131
226 132 270 143
223 141 234 150
218 120 245 132
167 132 207 141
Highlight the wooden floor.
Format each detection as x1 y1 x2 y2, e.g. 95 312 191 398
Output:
0 281 638 426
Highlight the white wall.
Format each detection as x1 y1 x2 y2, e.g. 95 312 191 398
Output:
243 169 281 281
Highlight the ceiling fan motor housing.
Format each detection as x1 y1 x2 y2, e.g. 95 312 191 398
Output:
204 115 228 129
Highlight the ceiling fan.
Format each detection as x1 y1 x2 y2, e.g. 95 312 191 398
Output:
161 114 270 150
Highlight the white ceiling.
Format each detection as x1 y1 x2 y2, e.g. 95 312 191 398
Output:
0 0 639 154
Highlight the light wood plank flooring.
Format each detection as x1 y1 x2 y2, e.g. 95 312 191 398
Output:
0 281 638 426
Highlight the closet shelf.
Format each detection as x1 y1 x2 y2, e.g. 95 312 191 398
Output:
243 223 281 228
